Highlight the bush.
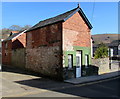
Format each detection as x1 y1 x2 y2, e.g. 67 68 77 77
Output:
94 43 108 59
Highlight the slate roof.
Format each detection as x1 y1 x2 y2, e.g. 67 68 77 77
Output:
26 7 92 32
108 40 120 47
93 40 120 48
3 33 21 42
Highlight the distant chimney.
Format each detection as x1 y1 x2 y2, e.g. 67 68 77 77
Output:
77 3 80 8
11 31 19 34
9 31 19 36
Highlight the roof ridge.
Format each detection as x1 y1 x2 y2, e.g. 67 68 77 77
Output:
26 6 92 32
39 7 78 23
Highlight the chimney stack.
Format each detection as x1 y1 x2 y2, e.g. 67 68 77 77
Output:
9 31 19 36
77 3 80 8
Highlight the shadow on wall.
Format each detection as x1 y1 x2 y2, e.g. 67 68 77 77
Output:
12 39 24 49
82 65 99 76
63 65 99 80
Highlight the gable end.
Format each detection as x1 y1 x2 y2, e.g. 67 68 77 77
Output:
64 8 93 29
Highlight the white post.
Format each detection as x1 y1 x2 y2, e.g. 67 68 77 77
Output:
91 38 93 58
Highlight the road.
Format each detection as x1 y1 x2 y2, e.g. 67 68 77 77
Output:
2 66 120 98
23 77 120 98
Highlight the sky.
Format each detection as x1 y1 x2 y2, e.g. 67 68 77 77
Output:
2 2 118 35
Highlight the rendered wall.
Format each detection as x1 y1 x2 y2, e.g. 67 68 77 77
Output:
11 48 26 69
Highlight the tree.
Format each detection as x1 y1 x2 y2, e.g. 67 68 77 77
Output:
21 25 32 30
1 25 32 39
94 43 108 59
1 28 12 39
9 25 22 31
9 25 31 31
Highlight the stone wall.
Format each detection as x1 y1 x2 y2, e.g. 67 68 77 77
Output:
11 48 26 69
26 22 63 80
91 58 110 74
26 46 63 80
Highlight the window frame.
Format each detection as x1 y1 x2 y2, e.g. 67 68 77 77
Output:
68 54 73 69
85 54 89 67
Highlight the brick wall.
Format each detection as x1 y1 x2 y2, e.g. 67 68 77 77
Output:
63 12 91 51
26 22 63 80
2 32 26 65
2 40 12 65
12 33 26 49
27 22 62 48
62 12 92 79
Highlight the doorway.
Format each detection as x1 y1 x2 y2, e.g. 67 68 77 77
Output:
76 51 82 78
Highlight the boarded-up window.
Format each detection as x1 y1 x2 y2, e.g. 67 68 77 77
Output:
46 24 58 44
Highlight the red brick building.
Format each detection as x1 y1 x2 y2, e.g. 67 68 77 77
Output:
2 30 26 66
26 6 93 80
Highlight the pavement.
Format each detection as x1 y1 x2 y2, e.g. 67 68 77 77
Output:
64 71 120 84
64 60 120 84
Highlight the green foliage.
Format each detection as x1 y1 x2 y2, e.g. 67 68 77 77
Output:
94 43 108 59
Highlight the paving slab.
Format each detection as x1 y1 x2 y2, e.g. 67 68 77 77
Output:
64 71 120 84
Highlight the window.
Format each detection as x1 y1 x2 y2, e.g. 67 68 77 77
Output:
85 55 89 67
110 48 114 57
76 56 80 66
76 51 82 67
68 54 73 69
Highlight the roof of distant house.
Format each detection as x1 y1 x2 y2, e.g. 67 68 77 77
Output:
26 6 92 32
93 40 120 48
108 40 120 47
11 31 19 34
3 30 26 42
